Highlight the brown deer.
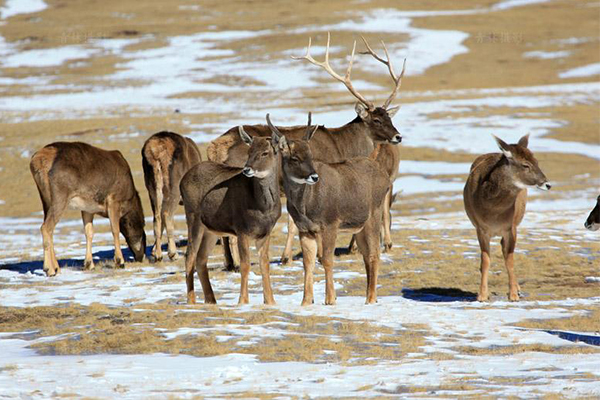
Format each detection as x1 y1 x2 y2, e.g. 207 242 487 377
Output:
585 195 600 231
463 134 551 302
180 122 283 305
142 131 202 262
267 114 390 306
207 33 405 264
30 142 146 276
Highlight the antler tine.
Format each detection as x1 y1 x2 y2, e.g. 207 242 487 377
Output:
265 113 283 137
382 58 406 109
292 32 374 110
360 35 407 109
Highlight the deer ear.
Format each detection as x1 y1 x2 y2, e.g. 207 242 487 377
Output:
279 135 290 155
355 102 370 120
238 126 253 146
518 134 529 148
386 106 400 118
494 135 512 159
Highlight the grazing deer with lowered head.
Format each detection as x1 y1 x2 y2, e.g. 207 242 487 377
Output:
585 195 600 231
268 114 390 305
207 33 405 264
142 131 202 262
463 134 551 301
30 142 146 276
180 122 283 305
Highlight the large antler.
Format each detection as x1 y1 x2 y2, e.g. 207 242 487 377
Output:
360 35 406 109
292 32 374 110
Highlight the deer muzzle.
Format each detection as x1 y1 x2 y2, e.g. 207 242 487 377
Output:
306 174 319 185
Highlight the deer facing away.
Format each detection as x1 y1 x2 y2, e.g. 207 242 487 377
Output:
180 123 282 305
30 142 146 276
268 114 390 305
463 134 551 301
142 131 202 262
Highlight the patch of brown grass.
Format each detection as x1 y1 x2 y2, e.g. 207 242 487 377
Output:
515 308 600 332
455 343 600 356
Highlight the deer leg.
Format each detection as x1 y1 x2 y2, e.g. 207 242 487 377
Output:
347 235 358 254
151 190 164 262
281 214 297 265
316 233 324 264
237 234 251 305
107 199 125 268
320 227 338 305
476 229 491 302
184 211 202 304
355 213 382 304
40 195 67 277
501 229 519 302
256 235 275 305
82 211 95 270
299 232 317 306
223 236 240 272
196 229 218 304
382 189 393 252
164 204 179 260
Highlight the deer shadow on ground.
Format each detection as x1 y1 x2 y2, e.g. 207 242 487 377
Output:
0 246 152 275
401 287 478 302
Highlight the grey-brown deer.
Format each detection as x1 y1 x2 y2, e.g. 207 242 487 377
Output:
207 33 405 264
585 195 600 231
142 131 202 262
30 142 146 276
268 114 390 305
463 134 551 301
180 123 283 305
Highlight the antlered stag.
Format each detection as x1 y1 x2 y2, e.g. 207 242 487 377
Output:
585 195 600 231
30 142 146 276
207 33 405 263
142 131 202 262
180 122 283 305
268 114 390 305
464 134 551 302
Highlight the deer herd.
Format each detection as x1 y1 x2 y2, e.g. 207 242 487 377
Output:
28 34 597 305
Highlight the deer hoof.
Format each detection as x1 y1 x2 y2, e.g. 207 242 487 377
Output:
348 244 358 254
508 293 519 302
45 268 57 277
301 298 314 306
115 259 125 269
187 292 196 304
383 243 392 253
168 252 179 261
280 256 290 265
477 294 489 302
224 264 240 273
83 260 95 271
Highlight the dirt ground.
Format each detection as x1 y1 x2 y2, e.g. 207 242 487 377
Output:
0 0 599 397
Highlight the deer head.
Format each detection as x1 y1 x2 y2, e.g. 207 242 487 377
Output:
495 134 551 191
239 124 280 179
293 33 403 145
585 195 600 231
267 113 320 185
120 191 146 262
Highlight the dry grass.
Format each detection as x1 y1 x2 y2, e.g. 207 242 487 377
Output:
515 308 600 332
0 304 428 363
455 343 600 356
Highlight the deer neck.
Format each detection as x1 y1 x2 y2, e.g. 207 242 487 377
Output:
251 170 279 212
482 158 525 208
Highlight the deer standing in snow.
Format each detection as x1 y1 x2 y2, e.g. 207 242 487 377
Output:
463 134 550 301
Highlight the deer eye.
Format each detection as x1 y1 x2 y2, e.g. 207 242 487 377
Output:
291 157 300 163
374 119 382 125
261 151 269 157
522 163 530 169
